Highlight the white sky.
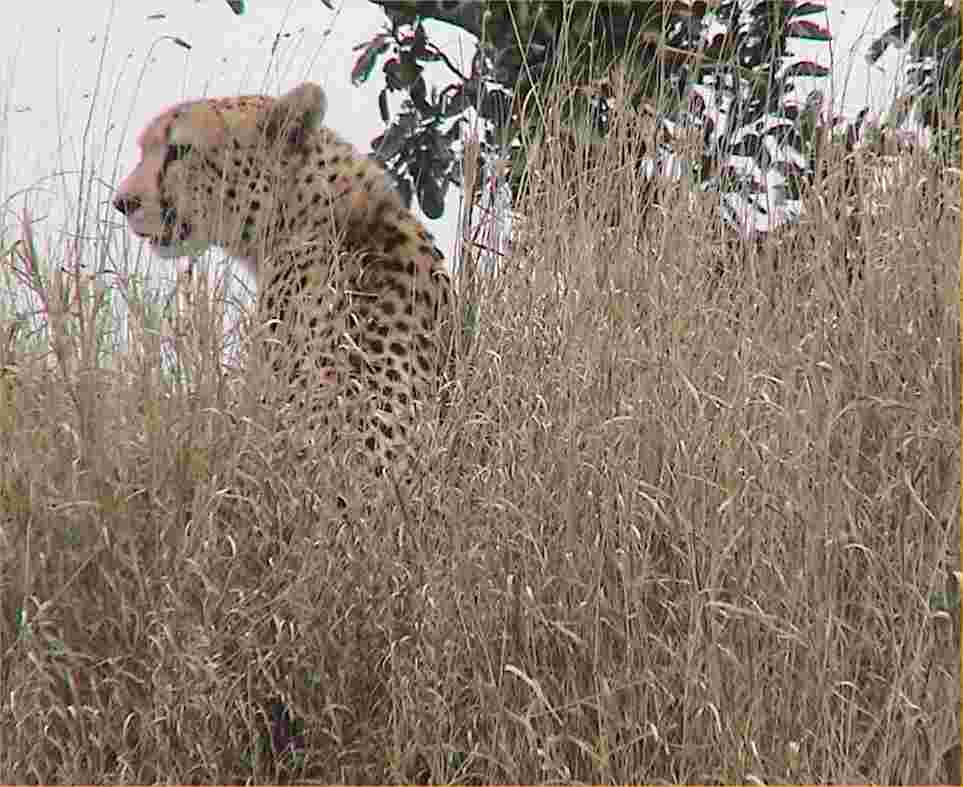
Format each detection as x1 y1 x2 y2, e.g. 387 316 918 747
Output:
1 0 910 261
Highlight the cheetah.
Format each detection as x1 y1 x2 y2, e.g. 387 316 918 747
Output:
113 82 453 496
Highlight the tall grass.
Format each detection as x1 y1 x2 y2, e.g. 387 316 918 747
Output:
1 28 960 787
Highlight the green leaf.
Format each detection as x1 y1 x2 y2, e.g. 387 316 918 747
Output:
225 0 245 14
929 589 961 612
463 302 480 340
399 57 422 86
15 606 29 638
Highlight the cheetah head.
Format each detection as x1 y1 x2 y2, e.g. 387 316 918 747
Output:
113 82 327 260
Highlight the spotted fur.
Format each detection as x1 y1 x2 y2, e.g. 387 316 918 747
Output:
114 82 453 490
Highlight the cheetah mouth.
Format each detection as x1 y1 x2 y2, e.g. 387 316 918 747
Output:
128 214 197 258
130 226 175 251
143 204 193 252
157 203 182 243
123 202 182 245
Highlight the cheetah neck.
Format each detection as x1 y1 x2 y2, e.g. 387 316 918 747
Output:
235 129 444 280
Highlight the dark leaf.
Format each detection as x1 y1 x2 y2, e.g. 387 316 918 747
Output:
772 159 805 180
383 58 404 91
782 61 830 78
417 174 445 219
371 123 408 161
788 2 827 18
355 0 840 226
443 117 465 142
411 20 434 59
378 89 390 124
440 84 466 118
225 0 245 15
479 90 512 126
396 174 413 208
748 177 768 195
786 20 832 42
383 56 422 91
865 21 911 64
767 124 802 149
410 76 432 114
351 34 391 86
732 133 762 157
398 55 422 86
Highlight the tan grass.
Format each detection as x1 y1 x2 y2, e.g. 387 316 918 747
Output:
1 73 960 784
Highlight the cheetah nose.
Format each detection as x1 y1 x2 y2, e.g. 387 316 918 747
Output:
113 194 141 216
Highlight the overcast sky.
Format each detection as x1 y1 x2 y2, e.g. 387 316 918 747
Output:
1 0 908 261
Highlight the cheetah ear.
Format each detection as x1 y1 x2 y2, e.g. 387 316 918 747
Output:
263 82 327 149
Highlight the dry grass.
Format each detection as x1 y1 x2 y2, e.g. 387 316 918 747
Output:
1 79 960 784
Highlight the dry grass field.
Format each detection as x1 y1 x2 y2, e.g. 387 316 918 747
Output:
0 78 960 783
